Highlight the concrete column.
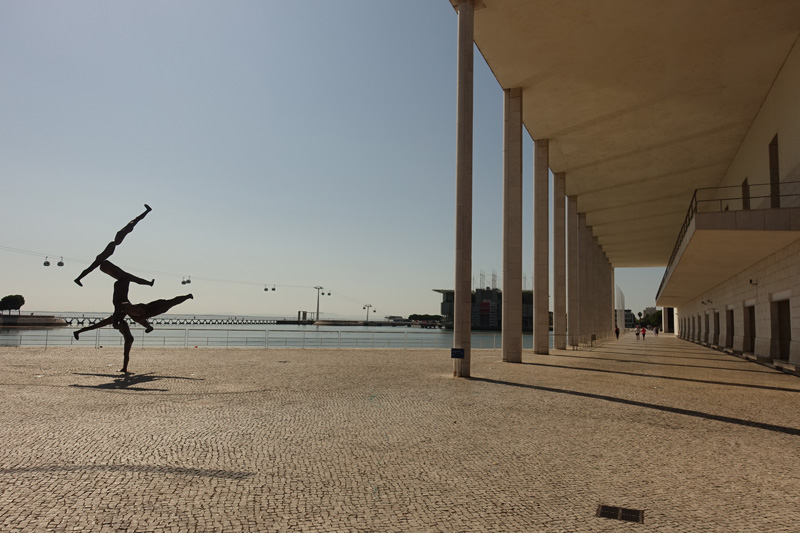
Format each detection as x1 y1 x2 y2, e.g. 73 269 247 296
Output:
502 88 523 363
567 196 579 347
578 213 590 341
453 0 474 378
610 263 616 335
533 139 550 354
606 256 613 337
592 235 601 338
608 261 614 334
553 173 566 349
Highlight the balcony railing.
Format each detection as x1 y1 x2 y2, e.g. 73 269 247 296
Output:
656 180 800 301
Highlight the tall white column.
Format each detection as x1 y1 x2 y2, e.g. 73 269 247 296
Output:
502 88 523 363
607 257 614 337
567 196 579 346
578 213 591 340
453 0 474 378
592 235 601 337
553 172 566 349
610 262 616 334
533 139 550 354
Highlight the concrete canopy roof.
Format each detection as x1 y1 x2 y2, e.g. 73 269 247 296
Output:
457 0 800 267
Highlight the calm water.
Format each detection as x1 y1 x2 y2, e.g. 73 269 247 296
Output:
0 322 551 350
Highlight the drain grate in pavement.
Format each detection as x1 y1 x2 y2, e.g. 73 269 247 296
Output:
596 504 644 524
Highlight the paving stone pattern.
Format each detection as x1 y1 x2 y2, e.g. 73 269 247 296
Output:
1 334 799 531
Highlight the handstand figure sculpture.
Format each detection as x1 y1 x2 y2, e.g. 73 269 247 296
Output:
73 262 193 373
74 204 151 287
73 293 193 373
97 260 154 327
72 204 195 373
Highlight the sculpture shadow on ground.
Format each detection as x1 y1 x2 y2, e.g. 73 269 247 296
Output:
70 372 204 392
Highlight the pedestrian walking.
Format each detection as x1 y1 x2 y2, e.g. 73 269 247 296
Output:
635 328 640 340
615 326 620 339
641 326 647 340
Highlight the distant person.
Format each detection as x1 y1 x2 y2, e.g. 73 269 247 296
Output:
74 204 151 287
654 327 659 336
641 326 647 340
635 327 640 340
615 326 620 339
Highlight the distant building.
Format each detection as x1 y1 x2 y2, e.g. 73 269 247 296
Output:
434 288 540 331
625 310 636 329
642 307 658 318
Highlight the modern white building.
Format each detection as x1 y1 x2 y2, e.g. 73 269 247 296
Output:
445 0 800 376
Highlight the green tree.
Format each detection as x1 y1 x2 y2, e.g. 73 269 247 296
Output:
0 295 25 315
644 310 663 328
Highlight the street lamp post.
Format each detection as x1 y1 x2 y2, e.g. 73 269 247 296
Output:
314 286 325 322
363 304 373 324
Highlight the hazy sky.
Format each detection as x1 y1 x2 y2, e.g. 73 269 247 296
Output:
0 1 664 319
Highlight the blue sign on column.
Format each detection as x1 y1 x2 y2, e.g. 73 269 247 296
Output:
451 348 465 359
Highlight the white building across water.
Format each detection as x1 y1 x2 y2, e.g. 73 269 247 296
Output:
445 0 800 377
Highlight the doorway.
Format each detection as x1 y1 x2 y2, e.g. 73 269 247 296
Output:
725 309 734 349
743 306 756 353
771 300 791 361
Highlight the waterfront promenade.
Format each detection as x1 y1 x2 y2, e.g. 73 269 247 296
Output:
1 335 799 531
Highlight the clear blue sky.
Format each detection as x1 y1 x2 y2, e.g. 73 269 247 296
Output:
0 1 664 319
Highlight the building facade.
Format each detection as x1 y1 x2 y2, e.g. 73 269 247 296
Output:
435 288 537 331
442 1 800 376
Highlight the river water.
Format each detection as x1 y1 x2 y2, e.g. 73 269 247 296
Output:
0 323 550 350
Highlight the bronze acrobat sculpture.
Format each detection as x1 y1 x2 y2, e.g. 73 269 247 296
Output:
73 205 194 373
73 276 193 373
74 204 151 287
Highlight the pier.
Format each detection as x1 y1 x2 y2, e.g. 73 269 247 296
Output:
56 315 444 329
58 316 298 327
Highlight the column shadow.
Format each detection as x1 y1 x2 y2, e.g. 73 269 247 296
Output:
520 362 800 393
547 353 776 374
468 377 800 436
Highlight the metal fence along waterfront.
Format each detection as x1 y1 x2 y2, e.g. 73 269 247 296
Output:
0 326 593 350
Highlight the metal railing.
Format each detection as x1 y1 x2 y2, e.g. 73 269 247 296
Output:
1 327 618 351
656 180 800 301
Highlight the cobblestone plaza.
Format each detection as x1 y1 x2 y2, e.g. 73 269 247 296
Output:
1 334 799 531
